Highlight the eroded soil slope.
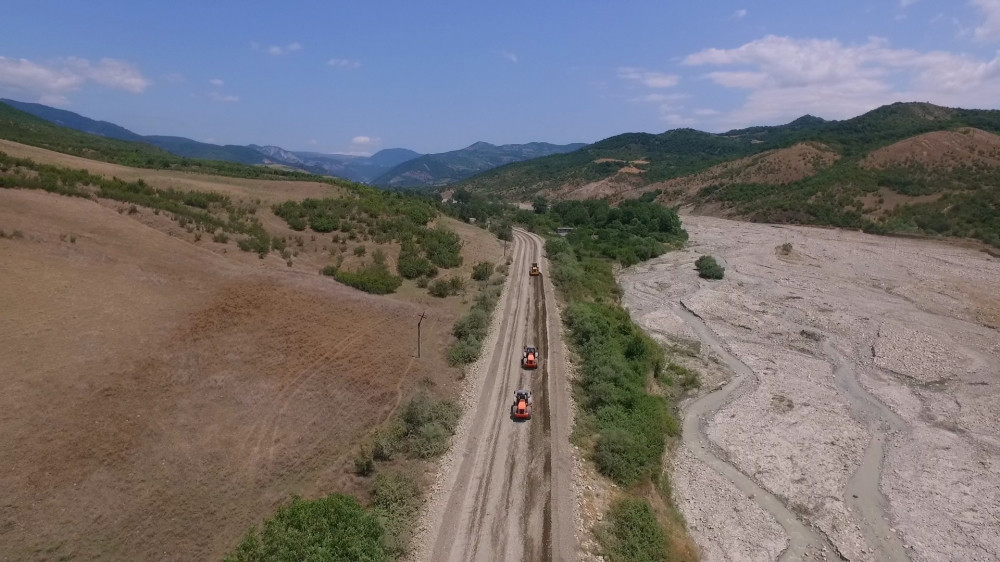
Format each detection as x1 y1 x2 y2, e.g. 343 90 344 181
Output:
0 189 464 560
621 216 1000 561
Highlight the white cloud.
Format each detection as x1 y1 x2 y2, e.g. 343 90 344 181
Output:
0 55 149 103
498 50 518 63
327 58 362 69
681 34 1000 129
971 0 1000 42
734 9 747 19
67 58 150 92
263 42 302 56
209 92 239 103
0 57 83 94
618 67 680 88
351 135 373 145
209 78 224 86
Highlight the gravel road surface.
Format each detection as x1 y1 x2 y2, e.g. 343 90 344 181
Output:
411 229 577 562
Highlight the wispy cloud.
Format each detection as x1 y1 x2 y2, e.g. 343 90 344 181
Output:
253 42 302 56
734 9 747 19
497 50 518 63
209 92 239 103
0 55 149 105
971 0 1000 42
899 0 918 7
328 58 362 69
209 78 224 86
618 67 680 88
162 72 185 84
351 135 374 145
681 34 1000 129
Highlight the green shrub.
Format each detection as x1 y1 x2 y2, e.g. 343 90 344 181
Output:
333 264 402 295
453 308 489 341
224 495 389 562
599 498 669 562
238 227 271 257
353 245 366 257
400 393 459 458
448 337 482 366
421 226 463 268
397 246 438 279
371 471 421 558
694 255 725 280
471 261 495 281
663 362 701 390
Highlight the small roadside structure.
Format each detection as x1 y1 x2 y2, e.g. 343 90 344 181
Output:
556 226 573 237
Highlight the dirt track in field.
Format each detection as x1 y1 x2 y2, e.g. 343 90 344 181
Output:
412 229 577 562
0 186 485 561
621 215 1000 562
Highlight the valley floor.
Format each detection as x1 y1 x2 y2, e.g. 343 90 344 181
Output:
620 216 1000 562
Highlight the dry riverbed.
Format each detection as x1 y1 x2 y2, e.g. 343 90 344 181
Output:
620 216 1000 562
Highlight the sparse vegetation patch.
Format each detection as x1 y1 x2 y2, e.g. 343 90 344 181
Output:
695 255 725 279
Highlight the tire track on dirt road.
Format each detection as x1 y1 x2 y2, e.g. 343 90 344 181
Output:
423 229 576 562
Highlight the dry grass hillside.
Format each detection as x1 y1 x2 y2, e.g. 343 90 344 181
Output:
0 143 501 560
545 142 838 206
860 127 1000 169
651 142 838 200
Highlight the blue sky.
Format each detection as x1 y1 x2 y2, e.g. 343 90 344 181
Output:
4 1 1000 154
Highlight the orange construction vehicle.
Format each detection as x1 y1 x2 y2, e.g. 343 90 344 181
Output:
522 346 538 369
510 390 532 420
529 262 540 276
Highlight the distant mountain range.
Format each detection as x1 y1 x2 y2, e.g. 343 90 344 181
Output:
373 141 587 188
0 99 583 187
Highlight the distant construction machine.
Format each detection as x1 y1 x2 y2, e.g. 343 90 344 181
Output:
529 262 540 277
522 346 539 369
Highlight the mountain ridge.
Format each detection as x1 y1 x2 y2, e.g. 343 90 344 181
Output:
1 98 584 187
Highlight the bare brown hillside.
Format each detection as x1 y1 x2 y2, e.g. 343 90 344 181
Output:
0 148 501 560
651 142 838 203
860 127 1000 169
542 142 838 206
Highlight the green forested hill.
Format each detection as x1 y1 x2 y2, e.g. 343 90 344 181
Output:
458 102 1000 198
0 101 328 181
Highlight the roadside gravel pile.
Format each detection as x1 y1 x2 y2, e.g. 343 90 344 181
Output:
621 216 1000 561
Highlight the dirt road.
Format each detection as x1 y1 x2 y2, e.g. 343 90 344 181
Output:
621 215 1000 561
415 229 576 562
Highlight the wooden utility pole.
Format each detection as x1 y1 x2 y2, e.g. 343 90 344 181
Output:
417 311 426 358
